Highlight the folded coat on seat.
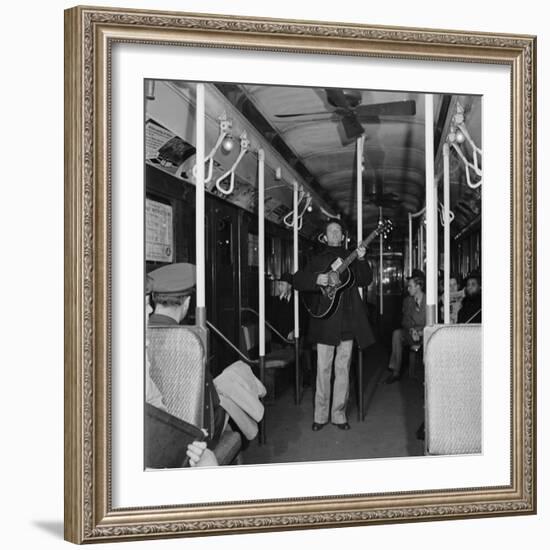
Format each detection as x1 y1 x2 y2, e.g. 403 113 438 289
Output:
214 361 266 439
217 395 258 440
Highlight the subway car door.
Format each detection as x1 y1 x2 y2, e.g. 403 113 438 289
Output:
367 252 405 347
206 200 241 376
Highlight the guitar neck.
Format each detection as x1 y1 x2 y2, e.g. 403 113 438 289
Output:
335 232 377 274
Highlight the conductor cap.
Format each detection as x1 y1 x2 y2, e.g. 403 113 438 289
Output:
148 263 196 295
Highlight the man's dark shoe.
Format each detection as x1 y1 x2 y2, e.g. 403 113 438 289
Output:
312 422 327 431
332 422 351 430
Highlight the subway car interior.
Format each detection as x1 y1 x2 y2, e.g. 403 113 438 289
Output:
145 79 482 468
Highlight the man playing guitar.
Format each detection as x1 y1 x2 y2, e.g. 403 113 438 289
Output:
294 219 375 432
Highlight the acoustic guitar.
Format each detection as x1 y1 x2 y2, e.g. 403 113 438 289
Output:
305 219 393 320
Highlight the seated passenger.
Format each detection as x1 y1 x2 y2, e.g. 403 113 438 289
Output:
145 275 217 467
147 263 226 449
266 273 314 386
439 275 465 324
457 273 482 323
266 273 294 340
385 274 426 384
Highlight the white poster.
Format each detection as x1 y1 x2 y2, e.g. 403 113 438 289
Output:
145 199 173 262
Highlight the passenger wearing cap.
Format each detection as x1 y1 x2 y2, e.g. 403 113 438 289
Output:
148 263 226 449
148 262 196 325
145 274 217 467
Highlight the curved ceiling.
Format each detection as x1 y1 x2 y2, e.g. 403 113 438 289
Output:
216 82 481 238
241 85 431 233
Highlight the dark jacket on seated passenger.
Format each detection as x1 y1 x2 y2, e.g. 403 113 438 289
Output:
401 294 426 331
457 294 482 323
266 295 294 339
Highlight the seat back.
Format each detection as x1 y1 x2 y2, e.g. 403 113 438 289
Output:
424 324 482 455
147 325 205 427
240 322 272 356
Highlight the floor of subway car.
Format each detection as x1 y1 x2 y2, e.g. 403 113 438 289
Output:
242 343 425 465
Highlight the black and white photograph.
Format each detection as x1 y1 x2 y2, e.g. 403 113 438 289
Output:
144 79 483 469
58 2 539 544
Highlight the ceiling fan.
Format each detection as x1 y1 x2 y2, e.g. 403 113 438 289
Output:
275 89 416 142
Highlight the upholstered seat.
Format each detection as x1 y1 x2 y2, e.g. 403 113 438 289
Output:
148 325 206 426
148 325 241 465
240 322 295 400
424 324 482 455
265 347 295 368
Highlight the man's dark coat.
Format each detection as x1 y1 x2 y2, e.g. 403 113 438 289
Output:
293 246 375 349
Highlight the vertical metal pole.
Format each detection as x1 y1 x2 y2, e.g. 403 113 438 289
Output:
258 150 266 357
425 94 437 325
378 206 384 316
356 137 364 421
258 150 266 443
419 220 424 272
408 213 413 277
195 83 206 328
443 142 451 324
416 224 424 269
356 137 364 278
434 184 439 324
293 181 301 404
294 336 300 405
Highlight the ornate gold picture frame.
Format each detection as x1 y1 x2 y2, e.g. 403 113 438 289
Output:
64 5 536 543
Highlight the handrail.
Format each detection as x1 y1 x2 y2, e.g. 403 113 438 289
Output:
241 307 294 345
206 320 259 365
464 309 482 324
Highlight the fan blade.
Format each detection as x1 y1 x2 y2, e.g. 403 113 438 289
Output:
355 100 416 117
341 113 364 140
325 88 351 109
273 115 339 124
358 116 381 124
274 110 333 118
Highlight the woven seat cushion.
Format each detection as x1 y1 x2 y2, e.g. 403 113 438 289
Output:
148 326 205 427
424 324 481 455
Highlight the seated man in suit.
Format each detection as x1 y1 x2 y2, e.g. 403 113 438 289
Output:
385 273 426 384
